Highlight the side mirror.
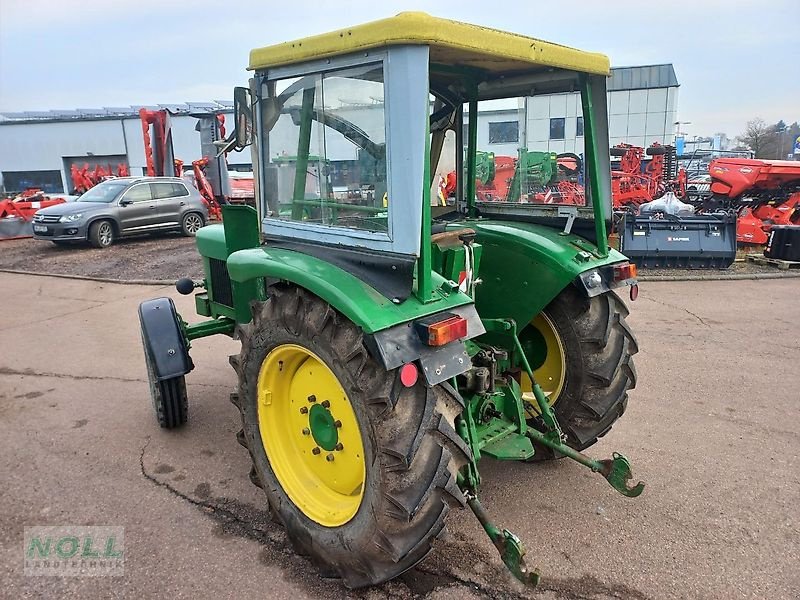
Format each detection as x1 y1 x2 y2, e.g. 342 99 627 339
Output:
233 86 254 150
119 198 132 207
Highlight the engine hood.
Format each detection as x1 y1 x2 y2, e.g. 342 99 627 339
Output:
36 201 108 216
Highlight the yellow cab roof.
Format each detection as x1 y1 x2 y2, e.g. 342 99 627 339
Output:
249 12 610 76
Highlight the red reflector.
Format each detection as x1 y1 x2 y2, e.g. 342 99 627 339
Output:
428 316 467 346
613 263 637 282
630 283 639 301
400 363 418 387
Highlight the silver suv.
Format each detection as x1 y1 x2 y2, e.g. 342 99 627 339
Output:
32 177 208 248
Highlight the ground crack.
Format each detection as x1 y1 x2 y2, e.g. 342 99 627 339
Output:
640 296 710 327
0 366 229 388
138 437 290 549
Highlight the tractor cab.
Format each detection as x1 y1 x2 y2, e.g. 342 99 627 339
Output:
232 12 623 307
141 13 642 590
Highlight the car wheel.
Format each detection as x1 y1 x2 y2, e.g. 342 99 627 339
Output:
89 220 114 248
181 212 204 237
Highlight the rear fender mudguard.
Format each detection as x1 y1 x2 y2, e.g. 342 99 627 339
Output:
452 219 629 327
225 247 484 384
225 247 476 335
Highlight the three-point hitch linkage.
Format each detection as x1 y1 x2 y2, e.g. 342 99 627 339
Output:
456 317 644 587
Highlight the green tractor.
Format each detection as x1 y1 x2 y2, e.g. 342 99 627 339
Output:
139 12 642 588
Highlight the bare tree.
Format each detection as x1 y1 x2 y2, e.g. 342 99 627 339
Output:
737 118 775 158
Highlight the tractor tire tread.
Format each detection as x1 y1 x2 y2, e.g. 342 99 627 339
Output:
233 284 469 588
529 287 638 457
156 375 187 429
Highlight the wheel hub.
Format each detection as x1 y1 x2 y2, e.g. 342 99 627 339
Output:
308 402 338 451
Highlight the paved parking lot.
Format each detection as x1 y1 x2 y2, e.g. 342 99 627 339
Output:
1 272 798 599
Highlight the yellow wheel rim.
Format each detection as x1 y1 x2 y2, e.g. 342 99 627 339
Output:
256 344 365 527
520 313 566 417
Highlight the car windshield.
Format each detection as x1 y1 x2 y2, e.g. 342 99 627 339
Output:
79 181 129 203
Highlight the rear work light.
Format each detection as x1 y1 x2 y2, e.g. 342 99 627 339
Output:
414 313 468 347
613 263 637 282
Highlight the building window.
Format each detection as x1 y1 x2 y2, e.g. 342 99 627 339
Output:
488 121 519 144
549 118 565 140
1 170 63 194
576 117 584 137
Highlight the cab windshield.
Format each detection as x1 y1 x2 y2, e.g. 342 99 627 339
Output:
79 181 129 203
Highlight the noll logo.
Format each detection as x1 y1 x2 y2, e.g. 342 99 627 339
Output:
666 236 690 242
24 526 124 576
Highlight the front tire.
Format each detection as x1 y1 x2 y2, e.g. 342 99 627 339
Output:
231 285 470 587
88 220 114 248
142 336 188 429
520 287 638 459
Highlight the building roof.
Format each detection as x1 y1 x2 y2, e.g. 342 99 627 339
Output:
608 64 678 91
0 101 233 125
249 12 610 76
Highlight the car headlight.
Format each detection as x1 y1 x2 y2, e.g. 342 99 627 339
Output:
59 213 83 223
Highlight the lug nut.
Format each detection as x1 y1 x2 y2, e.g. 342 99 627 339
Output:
321 400 330 408
335 443 344 451
302 428 310 435
300 406 308 414
334 420 342 428
326 453 335 462
308 395 317 403
312 447 321 455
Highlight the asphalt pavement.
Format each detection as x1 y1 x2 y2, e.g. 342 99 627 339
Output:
1 272 798 599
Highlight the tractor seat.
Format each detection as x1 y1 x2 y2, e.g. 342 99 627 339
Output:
430 228 476 249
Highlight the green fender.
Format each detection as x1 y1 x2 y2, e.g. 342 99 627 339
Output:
451 219 628 327
225 247 474 334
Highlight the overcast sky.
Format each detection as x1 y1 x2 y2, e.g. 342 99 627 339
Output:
1 0 796 139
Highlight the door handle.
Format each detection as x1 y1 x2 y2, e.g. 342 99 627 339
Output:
149 205 157 210
179 201 186 206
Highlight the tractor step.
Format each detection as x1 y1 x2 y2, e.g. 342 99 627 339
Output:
481 432 534 461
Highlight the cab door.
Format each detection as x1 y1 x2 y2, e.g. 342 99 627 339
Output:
118 183 159 231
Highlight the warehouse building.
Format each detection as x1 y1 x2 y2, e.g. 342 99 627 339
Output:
0 64 678 195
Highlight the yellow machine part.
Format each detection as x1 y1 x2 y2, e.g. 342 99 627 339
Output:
249 12 610 76
521 312 566 416
257 344 366 527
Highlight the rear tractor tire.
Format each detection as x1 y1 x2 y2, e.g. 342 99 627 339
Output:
520 287 638 459
230 285 470 587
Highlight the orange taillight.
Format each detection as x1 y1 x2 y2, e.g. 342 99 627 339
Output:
426 316 468 346
613 263 637 282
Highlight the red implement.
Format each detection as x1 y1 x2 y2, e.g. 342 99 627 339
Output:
708 158 800 245
0 189 67 240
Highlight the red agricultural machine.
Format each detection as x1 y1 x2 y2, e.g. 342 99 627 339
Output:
0 188 68 240
703 157 800 245
138 107 255 221
447 149 585 205
610 142 686 210
71 162 130 194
